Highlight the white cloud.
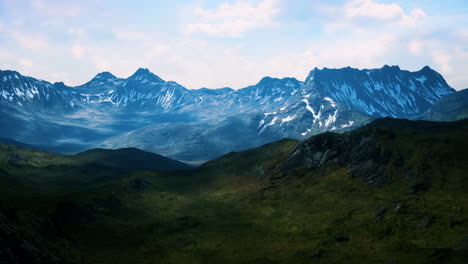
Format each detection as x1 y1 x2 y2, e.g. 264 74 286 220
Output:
13 33 50 50
112 29 147 41
93 56 111 72
408 39 424 55
18 58 33 67
187 0 280 37
343 0 426 26
0 50 14 60
68 27 86 37
345 0 404 20
432 51 452 74
31 0 83 17
458 29 468 40
145 44 170 58
399 8 426 26
71 44 85 59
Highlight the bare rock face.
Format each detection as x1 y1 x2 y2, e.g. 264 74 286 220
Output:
7 153 22 166
282 129 399 186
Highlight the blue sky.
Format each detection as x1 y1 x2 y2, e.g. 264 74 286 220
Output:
0 0 467 90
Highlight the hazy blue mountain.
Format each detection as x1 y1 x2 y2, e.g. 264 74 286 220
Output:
192 87 234 96
418 88 468 121
304 65 454 118
0 70 75 112
0 66 459 162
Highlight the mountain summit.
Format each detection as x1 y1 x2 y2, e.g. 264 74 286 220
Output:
127 68 164 84
93 71 117 81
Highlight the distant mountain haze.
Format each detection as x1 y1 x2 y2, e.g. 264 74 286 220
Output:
0 65 462 162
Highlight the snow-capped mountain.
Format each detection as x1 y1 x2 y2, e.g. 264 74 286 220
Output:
0 65 457 161
0 70 78 111
305 65 453 117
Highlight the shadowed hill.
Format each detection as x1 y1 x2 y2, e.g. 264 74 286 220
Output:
73 147 192 171
0 143 191 172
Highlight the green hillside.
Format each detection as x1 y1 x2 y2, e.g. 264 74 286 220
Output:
1 118 467 264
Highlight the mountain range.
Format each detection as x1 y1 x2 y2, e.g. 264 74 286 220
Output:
0 65 465 162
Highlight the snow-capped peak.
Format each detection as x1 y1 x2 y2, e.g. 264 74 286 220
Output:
127 68 165 84
94 71 117 81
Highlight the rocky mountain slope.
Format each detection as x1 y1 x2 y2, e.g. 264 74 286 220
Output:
419 88 468 121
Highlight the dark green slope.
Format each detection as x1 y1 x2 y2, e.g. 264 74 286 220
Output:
73 147 193 171
0 144 191 264
71 118 468 264
1 118 468 264
0 143 191 171
0 144 190 210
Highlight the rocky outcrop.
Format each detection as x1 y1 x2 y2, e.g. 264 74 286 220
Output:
282 129 400 186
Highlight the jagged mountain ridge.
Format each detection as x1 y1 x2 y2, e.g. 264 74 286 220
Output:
0 66 457 161
0 66 453 116
305 65 453 117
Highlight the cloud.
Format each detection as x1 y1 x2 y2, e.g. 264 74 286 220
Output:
345 0 405 20
432 51 452 74
93 56 111 72
31 0 83 17
112 29 147 41
13 33 50 51
326 0 426 29
71 44 85 59
18 58 33 67
145 44 170 58
408 39 424 55
400 8 426 26
187 0 280 37
0 50 14 60
68 27 86 37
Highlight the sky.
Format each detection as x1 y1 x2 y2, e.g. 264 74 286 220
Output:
0 0 467 90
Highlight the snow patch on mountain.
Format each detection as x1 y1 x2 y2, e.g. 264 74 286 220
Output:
415 76 427 85
281 115 296 124
324 97 337 108
302 99 321 122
